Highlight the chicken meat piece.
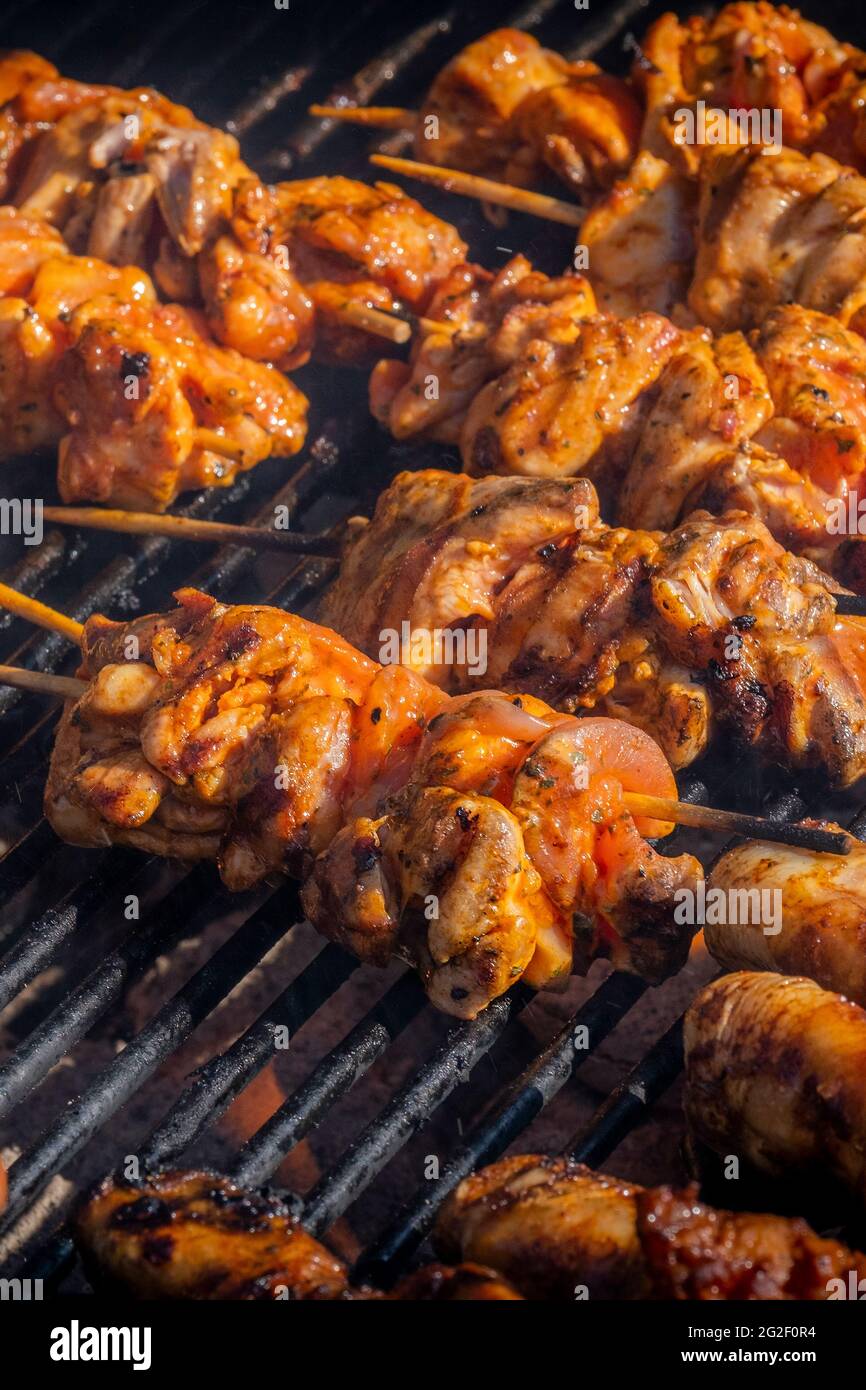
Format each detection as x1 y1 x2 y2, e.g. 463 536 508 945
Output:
0 210 156 457
751 305 866 493
638 3 855 174
579 150 697 317
54 296 307 509
460 311 683 504
369 256 597 444
320 468 601 677
417 28 640 194
434 1155 648 1300
46 588 701 1018
705 835 866 1005
0 49 111 198
619 329 773 529
650 509 866 784
685 971 866 1209
416 28 571 179
637 1183 866 1299
0 203 307 498
74 1171 351 1300
13 84 250 255
229 174 466 366
685 442 866 589
688 145 866 334
505 67 642 195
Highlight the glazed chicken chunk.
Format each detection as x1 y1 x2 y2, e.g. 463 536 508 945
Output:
417 27 641 193
0 205 307 507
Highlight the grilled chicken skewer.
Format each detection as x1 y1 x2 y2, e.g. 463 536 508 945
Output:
311 27 642 198
73 1170 522 1300
320 470 866 783
44 465 866 783
0 52 466 367
434 1154 866 1300
1 584 706 1018
685 971 866 1210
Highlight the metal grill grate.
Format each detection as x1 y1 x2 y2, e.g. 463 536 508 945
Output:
2 0 865 1294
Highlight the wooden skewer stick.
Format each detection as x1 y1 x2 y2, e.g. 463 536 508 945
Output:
331 299 411 344
41 507 343 557
623 793 854 856
369 153 585 227
309 103 417 130
0 580 84 643
0 664 85 699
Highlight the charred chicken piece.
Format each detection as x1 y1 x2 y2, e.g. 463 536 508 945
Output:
706 836 866 1005
45 587 701 1018
74 1171 351 1300
435 1155 648 1299
684 971 866 1209
228 174 467 367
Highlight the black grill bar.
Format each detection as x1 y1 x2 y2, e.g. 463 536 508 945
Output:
0 884 289 1237
139 943 359 1168
0 850 142 1012
301 988 530 1237
353 970 646 1285
570 1013 686 1169
232 969 426 1189
0 865 214 1120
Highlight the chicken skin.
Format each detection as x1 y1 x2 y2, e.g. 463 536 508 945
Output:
705 837 866 1005
684 972 866 1209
